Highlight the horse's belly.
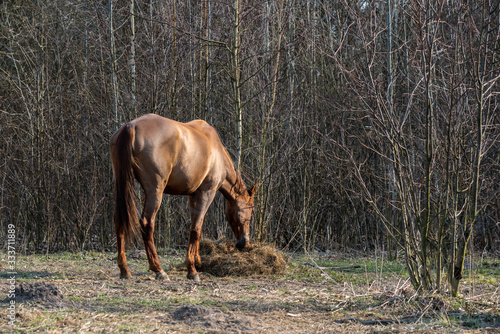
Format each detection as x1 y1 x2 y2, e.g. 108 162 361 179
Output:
163 167 209 195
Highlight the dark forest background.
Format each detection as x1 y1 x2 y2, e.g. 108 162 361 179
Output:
1 0 498 293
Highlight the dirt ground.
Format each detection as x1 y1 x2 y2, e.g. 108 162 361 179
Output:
1 248 499 333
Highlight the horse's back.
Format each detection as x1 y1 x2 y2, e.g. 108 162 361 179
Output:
129 114 218 148
121 114 228 195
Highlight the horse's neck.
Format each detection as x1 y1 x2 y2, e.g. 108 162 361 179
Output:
219 166 247 203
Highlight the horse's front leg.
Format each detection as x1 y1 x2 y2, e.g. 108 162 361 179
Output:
185 190 216 281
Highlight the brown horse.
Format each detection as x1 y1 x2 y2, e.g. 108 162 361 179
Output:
110 114 256 281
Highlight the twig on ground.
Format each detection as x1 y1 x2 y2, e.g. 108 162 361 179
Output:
305 255 342 285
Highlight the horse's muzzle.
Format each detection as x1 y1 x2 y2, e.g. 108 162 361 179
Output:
236 235 248 250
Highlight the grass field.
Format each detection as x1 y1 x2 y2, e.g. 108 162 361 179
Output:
1 247 499 333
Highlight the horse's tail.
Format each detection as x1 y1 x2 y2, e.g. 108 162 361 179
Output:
111 124 139 243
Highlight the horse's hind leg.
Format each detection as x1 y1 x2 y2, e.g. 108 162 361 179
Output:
116 229 131 279
140 189 169 280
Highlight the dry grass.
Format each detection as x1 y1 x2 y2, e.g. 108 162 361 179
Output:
0 250 498 333
197 239 288 277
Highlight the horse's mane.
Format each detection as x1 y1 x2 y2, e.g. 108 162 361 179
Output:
233 171 249 196
218 138 250 198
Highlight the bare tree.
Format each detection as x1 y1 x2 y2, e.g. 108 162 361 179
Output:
0 0 498 296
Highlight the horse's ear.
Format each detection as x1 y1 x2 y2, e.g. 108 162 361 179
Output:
248 182 257 197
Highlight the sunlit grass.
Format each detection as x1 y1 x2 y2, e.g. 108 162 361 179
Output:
0 250 498 333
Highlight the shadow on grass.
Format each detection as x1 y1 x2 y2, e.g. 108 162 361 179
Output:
0 271 57 279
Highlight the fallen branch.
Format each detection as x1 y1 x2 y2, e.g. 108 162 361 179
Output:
305 263 361 271
334 316 416 326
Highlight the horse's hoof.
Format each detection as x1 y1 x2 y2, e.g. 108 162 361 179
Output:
120 269 131 279
156 270 170 281
187 273 200 282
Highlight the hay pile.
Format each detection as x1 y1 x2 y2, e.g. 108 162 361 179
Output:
197 239 288 277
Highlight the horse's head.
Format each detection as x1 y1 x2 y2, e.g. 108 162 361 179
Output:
226 183 257 250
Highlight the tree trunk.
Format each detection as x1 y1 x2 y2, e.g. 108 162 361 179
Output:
232 0 242 170
109 0 119 129
130 0 137 118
